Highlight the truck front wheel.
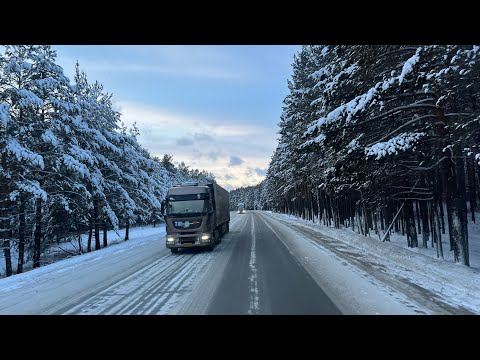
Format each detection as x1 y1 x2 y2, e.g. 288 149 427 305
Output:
171 248 178 254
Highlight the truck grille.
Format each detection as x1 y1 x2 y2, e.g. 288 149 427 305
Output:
173 219 202 230
180 237 197 244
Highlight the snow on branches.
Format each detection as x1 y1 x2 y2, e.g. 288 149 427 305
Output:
0 103 9 127
365 132 425 160
6 138 44 169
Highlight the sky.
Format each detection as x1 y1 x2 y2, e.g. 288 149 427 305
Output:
53 45 301 191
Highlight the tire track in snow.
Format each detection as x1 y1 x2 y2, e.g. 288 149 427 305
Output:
173 212 248 314
63 213 246 315
63 252 191 314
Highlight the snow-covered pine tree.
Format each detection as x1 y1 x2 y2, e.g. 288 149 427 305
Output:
266 45 479 266
0 46 52 273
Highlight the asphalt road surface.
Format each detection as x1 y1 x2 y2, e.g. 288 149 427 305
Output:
206 212 340 314
0 211 338 314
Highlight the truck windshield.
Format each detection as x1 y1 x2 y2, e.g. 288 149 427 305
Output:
167 200 207 215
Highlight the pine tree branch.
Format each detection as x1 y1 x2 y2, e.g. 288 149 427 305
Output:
367 114 437 147
401 156 448 171
392 190 433 196
393 197 434 201
355 103 440 126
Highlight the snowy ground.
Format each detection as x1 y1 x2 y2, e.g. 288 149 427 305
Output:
263 211 480 314
0 225 166 314
378 208 480 268
0 211 477 314
0 225 164 278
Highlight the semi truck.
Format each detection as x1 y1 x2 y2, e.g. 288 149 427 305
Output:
237 202 245 214
162 181 230 254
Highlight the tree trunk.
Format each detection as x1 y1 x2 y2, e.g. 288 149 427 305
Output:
355 208 361 235
76 220 83 254
374 211 381 240
3 237 12 277
476 163 480 205
419 200 430 248
383 205 391 242
0 224 11 279
87 214 92 253
380 209 385 231
103 218 108 248
415 201 422 234
368 208 374 233
428 200 437 248
466 156 477 222
1 152 12 276
394 204 399 233
400 205 405 236
125 217 130 241
434 202 444 259
33 197 42 268
93 197 100 250
17 196 26 274
363 206 369 237
439 200 446 234
404 200 418 248
308 188 315 222
443 149 469 265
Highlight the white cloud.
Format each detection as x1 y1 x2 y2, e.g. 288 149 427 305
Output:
119 101 276 141
119 101 276 189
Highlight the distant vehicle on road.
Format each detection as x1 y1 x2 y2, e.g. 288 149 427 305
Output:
162 181 230 254
237 202 245 214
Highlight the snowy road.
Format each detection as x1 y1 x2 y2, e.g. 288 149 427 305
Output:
49 211 340 315
206 211 340 314
0 211 475 314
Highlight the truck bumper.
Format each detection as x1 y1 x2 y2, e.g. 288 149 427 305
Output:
165 234 214 249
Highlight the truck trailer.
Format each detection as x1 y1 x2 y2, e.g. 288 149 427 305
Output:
162 181 230 254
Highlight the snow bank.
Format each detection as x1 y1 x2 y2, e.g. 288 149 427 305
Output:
266 211 480 314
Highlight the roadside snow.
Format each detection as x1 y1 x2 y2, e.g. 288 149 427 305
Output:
0 225 165 278
0 225 165 314
262 211 480 314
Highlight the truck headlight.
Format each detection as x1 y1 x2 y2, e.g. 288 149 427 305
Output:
167 235 175 243
201 234 210 241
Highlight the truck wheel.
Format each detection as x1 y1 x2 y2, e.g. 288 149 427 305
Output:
215 229 221 244
226 222 229 233
206 245 214 252
171 248 178 254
